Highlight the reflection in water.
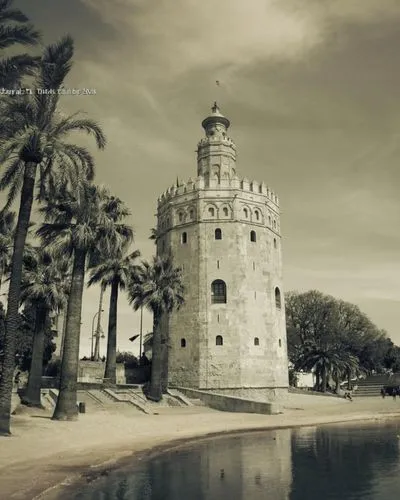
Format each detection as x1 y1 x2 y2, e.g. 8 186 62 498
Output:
66 422 400 500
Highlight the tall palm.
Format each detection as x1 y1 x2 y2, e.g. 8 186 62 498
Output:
19 248 68 406
88 246 139 384
0 0 40 89
0 210 15 289
0 36 105 435
37 182 132 420
128 255 184 401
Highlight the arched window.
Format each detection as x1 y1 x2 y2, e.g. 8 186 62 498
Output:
181 232 187 244
208 207 215 217
243 208 248 218
273 220 277 229
189 209 194 219
274 238 277 249
215 228 222 240
254 210 259 221
211 280 227 304
223 207 228 217
279 339 282 347
268 216 271 225
275 287 281 309
181 338 186 347
254 337 259 346
216 335 223 346
178 212 184 223
250 230 256 242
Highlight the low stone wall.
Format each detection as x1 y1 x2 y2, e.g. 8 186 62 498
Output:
176 387 282 415
193 387 289 402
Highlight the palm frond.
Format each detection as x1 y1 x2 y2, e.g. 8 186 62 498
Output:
0 54 40 88
38 34 74 91
53 117 106 150
0 23 40 49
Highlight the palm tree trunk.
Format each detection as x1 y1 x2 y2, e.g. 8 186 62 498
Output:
161 313 169 394
347 368 351 390
22 307 47 407
315 370 320 392
104 280 118 384
321 366 328 392
148 314 162 401
93 286 104 361
52 249 86 421
334 373 340 393
0 161 37 435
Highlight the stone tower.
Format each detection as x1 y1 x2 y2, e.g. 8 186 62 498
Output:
156 103 289 401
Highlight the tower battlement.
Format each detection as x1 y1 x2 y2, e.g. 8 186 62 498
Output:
157 177 279 208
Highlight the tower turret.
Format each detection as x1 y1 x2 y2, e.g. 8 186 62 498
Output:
197 102 237 182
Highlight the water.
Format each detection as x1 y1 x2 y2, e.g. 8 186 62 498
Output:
61 421 400 500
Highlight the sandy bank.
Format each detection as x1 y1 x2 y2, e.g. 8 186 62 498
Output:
1 396 400 499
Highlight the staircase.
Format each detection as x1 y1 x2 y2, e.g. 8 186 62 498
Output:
41 386 200 413
353 374 396 398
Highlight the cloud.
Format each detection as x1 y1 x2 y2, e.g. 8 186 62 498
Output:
81 0 400 82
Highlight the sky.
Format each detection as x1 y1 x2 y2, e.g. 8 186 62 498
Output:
9 0 400 352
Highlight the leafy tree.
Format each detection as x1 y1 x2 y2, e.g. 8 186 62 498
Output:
88 244 139 384
38 182 131 420
286 290 391 392
384 344 400 372
0 0 40 89
0 35 105 435
128 255 184 401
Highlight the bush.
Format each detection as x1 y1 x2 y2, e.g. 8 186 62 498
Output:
116 351 139 368
45 359 61 377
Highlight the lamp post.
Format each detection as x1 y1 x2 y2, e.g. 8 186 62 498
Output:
91 310 104 360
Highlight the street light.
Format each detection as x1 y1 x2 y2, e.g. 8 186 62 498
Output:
91 309 104 359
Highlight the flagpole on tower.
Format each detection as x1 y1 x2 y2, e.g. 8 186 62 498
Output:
215 79 221 106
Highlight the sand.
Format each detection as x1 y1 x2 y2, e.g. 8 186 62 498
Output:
1 394 400 499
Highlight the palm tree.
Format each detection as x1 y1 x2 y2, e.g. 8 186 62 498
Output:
37 182 132 420
296 341 360 393
88 247 139 384
128 255 184 401
0 210 15 290
0 0 40 89
19 248 68 406
0 36 105 435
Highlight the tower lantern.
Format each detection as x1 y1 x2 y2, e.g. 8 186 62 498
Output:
197 102 237 181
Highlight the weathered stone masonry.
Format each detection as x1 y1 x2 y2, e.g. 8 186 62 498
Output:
156 103 289 401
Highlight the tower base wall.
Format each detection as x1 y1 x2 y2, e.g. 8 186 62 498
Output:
170 384 288 402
